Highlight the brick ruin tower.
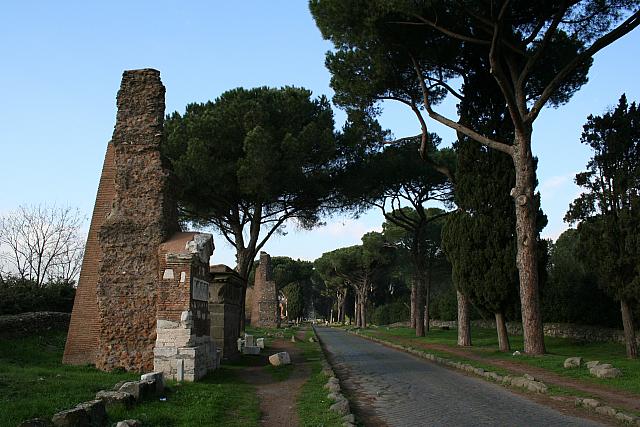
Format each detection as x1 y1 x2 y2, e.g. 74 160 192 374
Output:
62 142 115 365
64 69 216 379
251 252 280 328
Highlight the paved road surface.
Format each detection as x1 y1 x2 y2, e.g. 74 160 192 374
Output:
315 327 602 427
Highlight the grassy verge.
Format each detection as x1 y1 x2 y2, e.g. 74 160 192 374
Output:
357 326 640 395
0 330 261 426
246 324 346 425
296 328 344 427
265 363 294 381
0 330 137 426
108 364 260 426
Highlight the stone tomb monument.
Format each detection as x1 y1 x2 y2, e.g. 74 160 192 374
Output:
63 69 216 381
155 233 217 381
209 264 244 361
251 252 280 328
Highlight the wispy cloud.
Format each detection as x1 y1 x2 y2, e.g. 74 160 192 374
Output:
539 173 576 201
323 218 382 239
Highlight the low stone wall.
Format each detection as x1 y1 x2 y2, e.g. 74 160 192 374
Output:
427 319 640 345
0 311 71 337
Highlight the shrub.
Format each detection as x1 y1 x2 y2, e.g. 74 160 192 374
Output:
372 300 409 325
0 276 76 315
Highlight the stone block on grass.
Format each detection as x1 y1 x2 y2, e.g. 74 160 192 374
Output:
75 400 106 426
51 407 90 427
140 371 164 394
243 345 261 355
595 406 617 417
94 390 134 409
563 357 582 368
268 351 291 366
590 366 622 379
244 334 255 347
330 398 350 416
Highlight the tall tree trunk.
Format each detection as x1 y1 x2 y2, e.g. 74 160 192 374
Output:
424 273 431 333
235 249 254 333
341 294 347 324
620 299 638 359
495 311 511 352
360 290 367 328
354 291 362 328
415 279 425 337
410 280 417 328
457 290 471 346
512 130 545 355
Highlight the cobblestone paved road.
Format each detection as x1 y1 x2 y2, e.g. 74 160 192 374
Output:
315 326 603 427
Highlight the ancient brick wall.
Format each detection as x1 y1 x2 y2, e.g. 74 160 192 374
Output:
95 69 179 372
251 252 279 328
209 264 244 360
63 142 116 365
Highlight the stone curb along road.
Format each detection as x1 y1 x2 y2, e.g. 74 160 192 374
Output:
347 328 640 427
311 324 357 427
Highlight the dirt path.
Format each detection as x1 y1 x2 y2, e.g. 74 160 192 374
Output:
372 332 640 413
238 330 312 427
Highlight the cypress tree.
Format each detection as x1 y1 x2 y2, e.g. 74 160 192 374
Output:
442 66 546 352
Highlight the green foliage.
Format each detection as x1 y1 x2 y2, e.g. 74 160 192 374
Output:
163 86 340 282
315 232 394 288
566 94 640 303
283 282 305 320
311 0 636 350
0 276 76 315
371 300 409 325
429 285 459 321
266 257 325 319
308 0 631 120
543 229 620 327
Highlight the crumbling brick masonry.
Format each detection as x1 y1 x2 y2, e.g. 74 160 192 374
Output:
251 252 279 328
64 69 216 381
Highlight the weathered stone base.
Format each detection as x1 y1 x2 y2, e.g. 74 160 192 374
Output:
153 311 216 381
210 303 241 360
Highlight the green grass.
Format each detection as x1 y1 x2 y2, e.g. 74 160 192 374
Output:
0 330 261 426
359 326 640 395
296 328 344 427
0 331 137 426
265 363 294 381
108 366 260 426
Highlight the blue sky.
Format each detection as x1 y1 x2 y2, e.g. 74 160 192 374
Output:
1 2 638 267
